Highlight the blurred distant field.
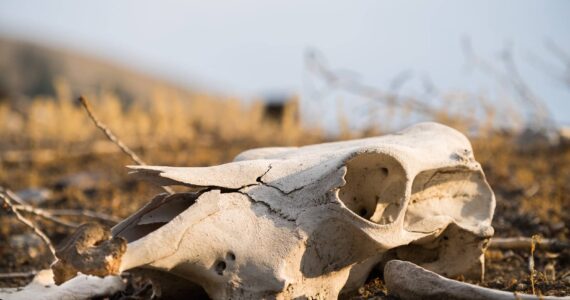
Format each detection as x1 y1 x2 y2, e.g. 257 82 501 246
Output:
0 39 568 298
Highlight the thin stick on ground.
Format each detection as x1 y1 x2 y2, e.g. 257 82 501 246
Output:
47 208 121 223
12 204 78 228
0 191 56 258
489 237 569 251
3 186 117 227
0 271 38 279
78 96 146 165
3 188 25 205
78 96 174 194
529 235 540 296
2 188 77 228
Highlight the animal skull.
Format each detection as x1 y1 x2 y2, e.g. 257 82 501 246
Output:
80 122 496 299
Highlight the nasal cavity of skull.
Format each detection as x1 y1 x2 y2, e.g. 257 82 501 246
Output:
404 168 489 231
338 153 405 225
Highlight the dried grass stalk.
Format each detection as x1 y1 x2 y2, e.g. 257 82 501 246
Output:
0 190 56 257
78 96 174 194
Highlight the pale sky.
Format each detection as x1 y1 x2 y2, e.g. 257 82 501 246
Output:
0 0 569 125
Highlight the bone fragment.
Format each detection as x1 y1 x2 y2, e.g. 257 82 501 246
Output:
0 190 56 257
489 237 569 251
52 223 127 285
0 269 124 300
384 260 569 300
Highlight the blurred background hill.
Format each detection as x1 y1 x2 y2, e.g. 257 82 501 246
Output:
0 37 197 105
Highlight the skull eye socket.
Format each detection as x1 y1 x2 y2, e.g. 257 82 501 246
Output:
338 152 406 224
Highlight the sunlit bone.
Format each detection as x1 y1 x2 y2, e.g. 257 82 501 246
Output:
104 122 495 299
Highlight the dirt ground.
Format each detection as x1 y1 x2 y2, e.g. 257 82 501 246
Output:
1 132 569 299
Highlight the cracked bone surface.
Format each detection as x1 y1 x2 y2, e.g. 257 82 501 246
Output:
46 122 496 299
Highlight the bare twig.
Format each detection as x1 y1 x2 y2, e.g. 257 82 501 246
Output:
78 96 174 194
529 235 540 296
489 237 569 251
0 192 56 258
3 186 117 226
0 271 38 279
12 204 78 228
78 96 146 165
500 48 555 130
3 188 25 205
3 188 77 228
527 40 570 89
461 37 554 131
304 49 439 116
545 39 570 68
47 208 121 224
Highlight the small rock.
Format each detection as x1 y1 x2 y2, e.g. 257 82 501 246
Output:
15 188 52 205
550 222 566 232
9 233 43 248
53 172 103 191
516 128 559 150
9 233 45 258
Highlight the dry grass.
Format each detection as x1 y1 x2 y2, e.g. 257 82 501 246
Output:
0 85 568 298
0 83 309 151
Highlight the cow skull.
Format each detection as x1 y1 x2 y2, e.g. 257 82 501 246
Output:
62 122 496 299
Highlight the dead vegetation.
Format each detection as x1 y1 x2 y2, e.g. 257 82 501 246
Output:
0 67 569 298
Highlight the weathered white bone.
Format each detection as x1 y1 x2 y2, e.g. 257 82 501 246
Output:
0 269 124 300
384 260 568 300
104 122 495 299
0 122 493 300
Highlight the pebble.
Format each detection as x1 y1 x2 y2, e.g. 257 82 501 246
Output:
9 234 44 258
53 171 103 191
15 188 51 205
